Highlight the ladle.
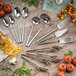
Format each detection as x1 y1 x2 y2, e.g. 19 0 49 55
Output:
26 17 40 46
8 15 18 43
37 19 68 42
3 18 17 42
39 29 68 42
13 7 21 43
26 13 51 47
21 7 28 42
38 36 75 45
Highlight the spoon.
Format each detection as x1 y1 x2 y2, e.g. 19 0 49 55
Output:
13 7 21 43
26 17 40 46
38 36 75 45
21 7 28 42
37 19 68 42
8 15 19 43
3 18 17 42
26 13 51 47
39 29 68 42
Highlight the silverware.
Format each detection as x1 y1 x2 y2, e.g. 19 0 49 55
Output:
3 18 17 42
21 55 48 72
26 13 51 47
39 29 68 42
13 7 21 43
24 53 63 63
38 36 75 45
22 54 50 65
21 7 28 42
8 15 18 43
26 45 62 53
26 17 40 46
37 19 68 42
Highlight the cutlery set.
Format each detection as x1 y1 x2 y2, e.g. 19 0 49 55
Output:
21 45 63 75
26 13 51 46
2 7 75 46
3 7 28 44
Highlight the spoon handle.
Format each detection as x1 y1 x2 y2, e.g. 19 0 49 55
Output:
26 24 34 46
17 19 21 42
26 23 45 47
13 26 19 43
37 27 57 42
38 41 58 45
21 19 26 42
8 27 18 43
39 35 55 43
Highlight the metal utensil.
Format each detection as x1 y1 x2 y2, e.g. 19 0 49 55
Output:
21 55 48 72
26 13 51 47
37 19 68 42
8 15 18 43
22 54 50 65
3 19 16 41
13 7 21 43
25 53 62 63
26 17 40 46
21 7 28 42
26 45 62 53
39 29 68 42
38 36 75 45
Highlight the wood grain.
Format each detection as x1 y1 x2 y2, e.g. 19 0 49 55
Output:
0 0 76 76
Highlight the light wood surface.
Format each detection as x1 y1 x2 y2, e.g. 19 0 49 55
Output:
0 0 76 76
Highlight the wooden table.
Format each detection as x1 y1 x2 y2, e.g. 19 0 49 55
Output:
0 0 76 76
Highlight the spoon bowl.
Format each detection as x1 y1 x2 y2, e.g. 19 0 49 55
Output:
3 19 10 27
14 7 21 19
8 15 15 24
32 17 40 25
40 13 51 24
22 7 28 18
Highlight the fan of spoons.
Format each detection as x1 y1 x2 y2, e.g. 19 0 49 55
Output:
26 13 51 47
3 7 28 44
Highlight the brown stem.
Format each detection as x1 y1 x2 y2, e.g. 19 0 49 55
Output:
71 0 74 4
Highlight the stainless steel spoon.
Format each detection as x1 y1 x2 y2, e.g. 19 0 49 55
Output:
3 18 17 42
38 36 75 45
21 7 28 42
26 13 51 47
37 19 68 42
26 17 40 46
13 7 21 43
8 15 18 43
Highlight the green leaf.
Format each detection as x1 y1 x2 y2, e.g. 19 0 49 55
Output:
22 61 26 67
64 50 73 57
22 72 26 76
25 69 32 76
33 0 39 8
69 50 73 57
13 62 32 76
22 0 28 2
28 1 33 6
13 67 22 76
